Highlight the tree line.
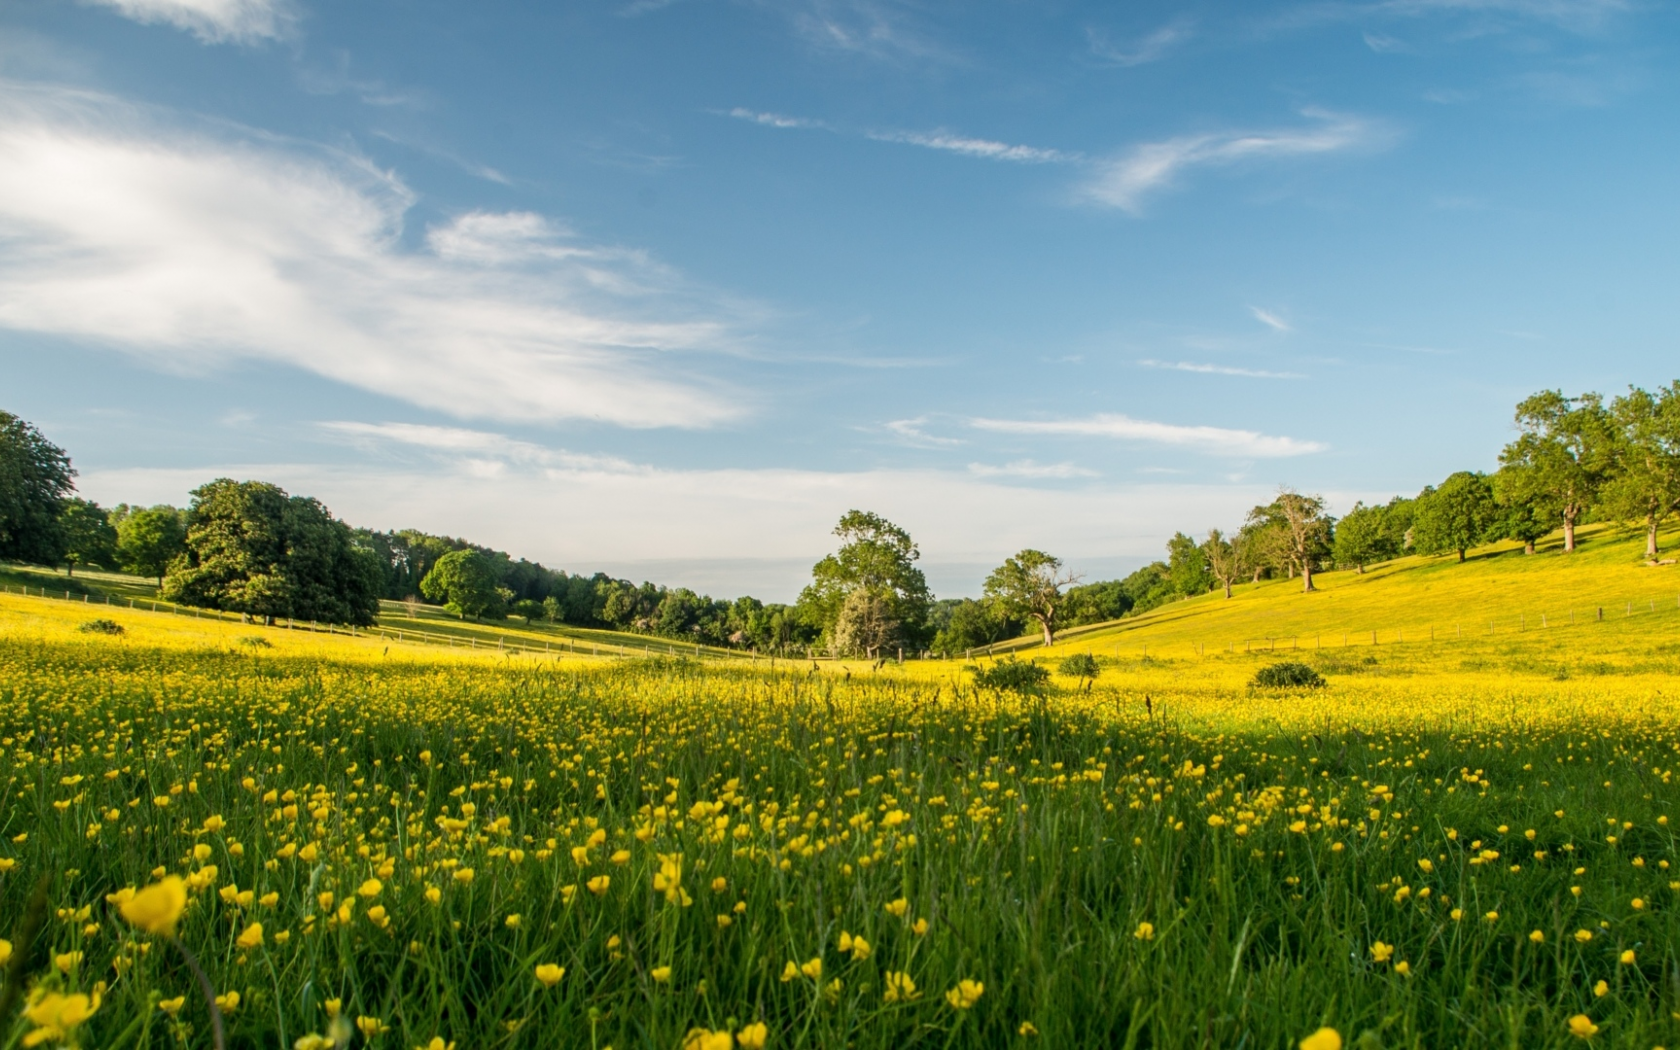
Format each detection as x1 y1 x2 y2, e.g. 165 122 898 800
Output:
2 382 1674 649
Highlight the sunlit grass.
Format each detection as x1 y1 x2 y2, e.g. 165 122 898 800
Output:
0 582 1676 1048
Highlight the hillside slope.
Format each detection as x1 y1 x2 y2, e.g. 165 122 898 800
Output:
1004 522 1680 668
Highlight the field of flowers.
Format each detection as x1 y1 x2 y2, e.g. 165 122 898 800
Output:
0 593 1677 1049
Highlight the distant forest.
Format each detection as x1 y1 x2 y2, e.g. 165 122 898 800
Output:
1 382 1675 655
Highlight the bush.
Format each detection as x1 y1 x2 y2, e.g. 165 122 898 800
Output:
1057 653 1101 679
238 636 272 649
78 618 124 635
968 658 1051 693
1251 661 1326 690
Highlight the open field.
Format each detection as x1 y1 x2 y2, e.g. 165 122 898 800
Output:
1 548 1679 1049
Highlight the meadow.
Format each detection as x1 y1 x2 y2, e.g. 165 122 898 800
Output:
1 539 1679 1049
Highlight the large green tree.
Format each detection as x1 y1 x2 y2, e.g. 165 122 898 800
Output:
58 498 117 576
0 411 75 566
1412 472 1499 563
162 479 382 625
114 505 188 584
797 511 932 648
419 549 503 621
1498 390 1612 553
1332 502 1396 573
1247 489 1331 592
1603 382 1680 558
983 549 1079 646
1201 528 1243 597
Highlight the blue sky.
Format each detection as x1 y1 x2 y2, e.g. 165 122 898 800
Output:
1 0 1676 600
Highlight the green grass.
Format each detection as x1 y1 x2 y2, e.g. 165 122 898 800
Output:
0 589 1675 1048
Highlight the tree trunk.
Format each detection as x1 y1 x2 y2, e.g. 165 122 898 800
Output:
1562 509 1576 552
1456 548 1465 563
65 562 74 577
1223 581 1232 599
1039 618 1054 647
1523 542 1534 555
1355 564 1364 574
1301 562 1314 593
1649 516 1660 558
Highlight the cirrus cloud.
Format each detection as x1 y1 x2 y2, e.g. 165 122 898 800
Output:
970 413 1325 457
0 83 746 429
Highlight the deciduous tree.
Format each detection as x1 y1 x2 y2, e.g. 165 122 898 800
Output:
1498 390 1612 553
59 498 117 576
798 511 932 648
1332 502 1394 573
983 549 1080 646
0 411 74 566
163 479 381 625
1248 489 1331 592
114 505 187 584
1412 472 1499 563
1603 382 1680 558
420 550 502 621
1201 528 1243 598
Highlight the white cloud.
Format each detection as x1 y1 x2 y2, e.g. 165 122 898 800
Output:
865 129 1074 164
967 460 1097 479
727 107 825 130
0 84 744 429
1138 359 1305 379
316 421 644 474
1087 19 1194 67
1249 306 1293 332
882 417 963 448
1081 109 1384 213
83 0 295 44
970 414 1326 457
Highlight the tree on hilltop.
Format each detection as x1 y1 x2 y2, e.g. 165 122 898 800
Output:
1498 390 1612 553
59 498 117 576
113 505 188 584
1247 489 1332 592
984 549 1080 646
1412 472 1499 563
1332 502 1396 573
1603 382 1680 559
420 549 503 621
1202 528 1244 597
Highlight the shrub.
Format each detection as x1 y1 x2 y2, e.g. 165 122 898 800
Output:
1057 653 1101 679
969 658 1051 693
238 636 272 649
1251 661 1326 690
77 618 124 635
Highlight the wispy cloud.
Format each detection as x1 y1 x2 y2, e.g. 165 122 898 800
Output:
727 107 825 130
1362 31 1412 52
970 414 1326 457
883 418 964 448
318 422 643 474
727 108 1069 164
1087 19 1195 66
1249 306 1292 332
82 0 296 44
1139 359 1305 379
864 129 1075 164
1081 109 1385 213
0 84 745 429
785 0 955 64
967 460 1097 479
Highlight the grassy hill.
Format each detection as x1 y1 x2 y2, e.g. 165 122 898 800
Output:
1015 521 1680 660
0 561 755 662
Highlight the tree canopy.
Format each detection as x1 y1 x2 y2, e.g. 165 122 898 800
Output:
1412 472 1499 563
59 498 117 576
798 511 931 651
1498 390 1612 553
0 411 75 565
162 479 382 625
420 550 503 621
983 549 1079 646
113 505 188 584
